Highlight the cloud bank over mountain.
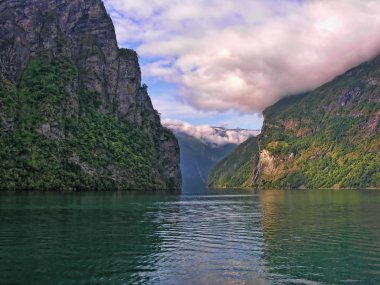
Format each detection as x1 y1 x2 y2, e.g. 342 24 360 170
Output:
105 0 380 113
164 120 259 146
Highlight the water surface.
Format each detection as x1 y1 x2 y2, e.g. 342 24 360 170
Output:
1 189 380 284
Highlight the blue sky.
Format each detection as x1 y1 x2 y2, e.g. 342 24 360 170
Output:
136 67 264 129
104 0 380 130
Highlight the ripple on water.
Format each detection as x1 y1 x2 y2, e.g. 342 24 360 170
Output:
1 190 380 284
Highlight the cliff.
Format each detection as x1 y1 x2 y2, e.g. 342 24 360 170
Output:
0 0 181 190
209 55 380 189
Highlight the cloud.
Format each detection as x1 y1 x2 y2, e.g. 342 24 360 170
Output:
150 94 217 120
163 119 260 146
150 94 264 129
105 0 380 113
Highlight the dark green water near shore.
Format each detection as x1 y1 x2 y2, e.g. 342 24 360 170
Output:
1 189 380 284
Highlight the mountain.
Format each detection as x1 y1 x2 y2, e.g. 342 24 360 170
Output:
175 132 236 191
209 55 380 189
208 137 259 188
164 121 260 146
0 0 181 190
164 122 259 190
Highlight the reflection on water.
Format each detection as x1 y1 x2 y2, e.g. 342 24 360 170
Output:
261 190 380 284
0 192 166 285
0 189 380 284
139 191 267 284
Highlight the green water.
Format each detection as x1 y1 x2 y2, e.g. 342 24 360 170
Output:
1 189 380 285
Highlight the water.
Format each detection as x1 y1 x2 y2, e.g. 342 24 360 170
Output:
1 189 380 285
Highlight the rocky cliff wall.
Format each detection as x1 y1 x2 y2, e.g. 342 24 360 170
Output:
0 0 181 190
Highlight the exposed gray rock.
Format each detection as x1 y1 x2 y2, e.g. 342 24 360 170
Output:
0 0 181 190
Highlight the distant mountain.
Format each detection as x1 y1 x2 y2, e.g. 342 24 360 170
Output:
164 121 260 146
165 122 259 191
176 133 236 191
209 55 380 189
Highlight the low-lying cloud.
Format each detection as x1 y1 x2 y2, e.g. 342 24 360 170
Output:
164 119 260 146
105 0 380 113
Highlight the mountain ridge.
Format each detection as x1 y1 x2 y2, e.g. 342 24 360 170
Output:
174 132 237 191
165 123 257 190
209 54 380 189
164 121 259 146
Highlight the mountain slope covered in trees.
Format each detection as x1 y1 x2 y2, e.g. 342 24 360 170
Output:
208 137 258 188
209 55 380 189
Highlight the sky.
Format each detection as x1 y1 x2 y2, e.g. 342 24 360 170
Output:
104 0 380 130
164 120 260 146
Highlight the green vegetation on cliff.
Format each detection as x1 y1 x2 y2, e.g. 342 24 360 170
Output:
0 0 180 191
209 56 380 189
208 137 259 188
0 56 176 190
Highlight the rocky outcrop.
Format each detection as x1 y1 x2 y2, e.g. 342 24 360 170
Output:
0 0 181 190
1 0 147 120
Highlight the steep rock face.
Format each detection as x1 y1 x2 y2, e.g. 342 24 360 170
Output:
0 0 181 190
209 55 380 189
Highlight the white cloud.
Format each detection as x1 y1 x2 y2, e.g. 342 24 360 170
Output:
163 119 260 146
150 94 263 129
150 94 216 120
105 0 380 113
